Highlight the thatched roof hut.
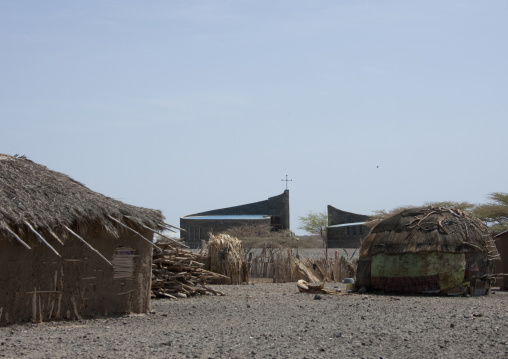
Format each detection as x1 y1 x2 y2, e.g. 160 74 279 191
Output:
357 207 499 295
0 154 170 323
0 154 165 237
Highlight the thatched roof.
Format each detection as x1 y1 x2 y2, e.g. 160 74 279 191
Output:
0 154 166 241
360 207 499 259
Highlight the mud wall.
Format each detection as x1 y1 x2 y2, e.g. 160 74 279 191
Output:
0 226 153 324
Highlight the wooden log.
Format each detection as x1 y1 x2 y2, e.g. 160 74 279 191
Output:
70 293 82 320
141 224 189 248
4 226 31 250
32 289 37 323
154 291 178 300
163 223 186 232
25 221 60 257
108 215 162 252
38 296 43 323
46 227 65 246
64 226 112 267
202 285 225 296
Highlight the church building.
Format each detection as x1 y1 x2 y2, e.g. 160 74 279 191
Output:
327 205 371 248
180 190 290 248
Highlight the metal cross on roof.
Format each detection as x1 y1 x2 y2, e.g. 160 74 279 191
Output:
281 174 292 190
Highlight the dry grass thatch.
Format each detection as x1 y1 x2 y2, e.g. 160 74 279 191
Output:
248 246 356 284
204 234 249 284
0 154 166 239
361 206 499 260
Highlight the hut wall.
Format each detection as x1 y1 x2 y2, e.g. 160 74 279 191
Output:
494 232 508 290
370 252 466 292
0 227 153 324
357 251 492 294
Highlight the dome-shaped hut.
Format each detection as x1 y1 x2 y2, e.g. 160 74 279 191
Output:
356 207 500 295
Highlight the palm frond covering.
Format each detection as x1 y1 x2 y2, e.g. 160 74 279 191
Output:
361 207 499 260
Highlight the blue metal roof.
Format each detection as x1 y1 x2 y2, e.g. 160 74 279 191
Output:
184 215 270 220
327 221 367 228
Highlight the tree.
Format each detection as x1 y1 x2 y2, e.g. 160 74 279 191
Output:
473 192 508 234
298 211 329 256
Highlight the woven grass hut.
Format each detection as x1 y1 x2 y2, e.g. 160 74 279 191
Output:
357 207 500 295
0 154 169 324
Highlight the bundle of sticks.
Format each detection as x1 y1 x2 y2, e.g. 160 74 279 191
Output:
151 241 229 299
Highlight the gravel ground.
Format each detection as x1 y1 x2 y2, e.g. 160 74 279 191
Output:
1 282 507 359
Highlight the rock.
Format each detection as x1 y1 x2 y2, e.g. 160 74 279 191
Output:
358 286 367 294
314 294 322 300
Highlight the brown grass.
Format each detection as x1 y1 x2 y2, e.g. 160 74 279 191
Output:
204 234 249 284
222 224 324 250
237 233 323 250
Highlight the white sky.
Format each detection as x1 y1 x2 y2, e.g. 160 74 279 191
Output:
1 1 507 235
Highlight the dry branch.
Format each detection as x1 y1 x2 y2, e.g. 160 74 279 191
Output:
151 240 228 299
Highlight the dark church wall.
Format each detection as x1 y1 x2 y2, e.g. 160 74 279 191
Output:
327 224 369 248
182 217 271 249
328 205 370 226
188 190 289 227
180 190 290 248
327 205 370 248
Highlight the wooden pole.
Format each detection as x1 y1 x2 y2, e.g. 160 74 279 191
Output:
123 216 185 232
24 221 60 257
141 224 189 248
31 289 37 323
164 223 186 232
108 215 162 252
4 226 31 250
46 227 65 246
64 226 113 267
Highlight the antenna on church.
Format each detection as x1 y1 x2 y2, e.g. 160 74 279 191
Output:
281 174 292 190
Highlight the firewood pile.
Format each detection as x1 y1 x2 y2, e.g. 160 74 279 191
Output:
151 240 230 299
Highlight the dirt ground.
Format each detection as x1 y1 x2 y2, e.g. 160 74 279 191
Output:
1 282 507 359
